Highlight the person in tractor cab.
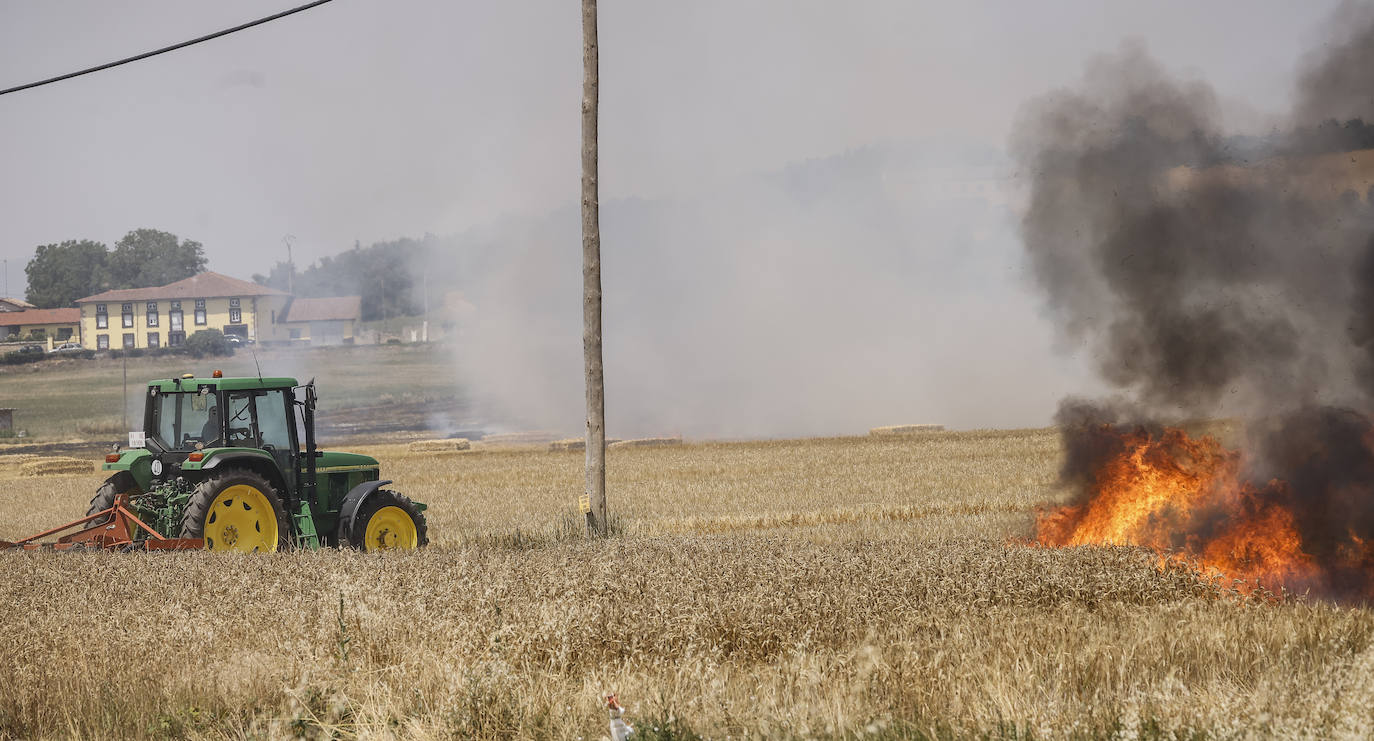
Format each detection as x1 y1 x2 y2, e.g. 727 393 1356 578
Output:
200 404 221 445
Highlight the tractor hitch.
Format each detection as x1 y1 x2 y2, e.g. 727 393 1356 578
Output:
0 493 203 551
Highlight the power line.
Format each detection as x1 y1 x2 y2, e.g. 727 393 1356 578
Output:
0 0 338 98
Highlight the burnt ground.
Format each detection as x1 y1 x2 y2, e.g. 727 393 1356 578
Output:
315 397 487 443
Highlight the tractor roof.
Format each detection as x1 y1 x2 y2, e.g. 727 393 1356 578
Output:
147 376 299 392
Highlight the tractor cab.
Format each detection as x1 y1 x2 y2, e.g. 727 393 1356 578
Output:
145 375 304 496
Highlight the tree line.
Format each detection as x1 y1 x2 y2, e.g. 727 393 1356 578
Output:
253 237 442 322
24 229 207 308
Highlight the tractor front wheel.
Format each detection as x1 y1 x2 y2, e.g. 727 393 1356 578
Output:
341 490 428 552
180 470 290 552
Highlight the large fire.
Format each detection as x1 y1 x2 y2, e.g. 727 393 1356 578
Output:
1035 421 1373 598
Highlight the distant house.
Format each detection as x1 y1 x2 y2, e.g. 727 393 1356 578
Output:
0 308 81 347
73 272 361 350
277 296 361 346
0 298 35 313
76 272 290 350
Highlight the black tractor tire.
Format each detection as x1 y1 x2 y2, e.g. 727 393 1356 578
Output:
85 473 139 525
180 469 290 552
340 490 429 551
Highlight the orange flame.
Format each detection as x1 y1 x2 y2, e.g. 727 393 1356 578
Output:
1035 425 1329 595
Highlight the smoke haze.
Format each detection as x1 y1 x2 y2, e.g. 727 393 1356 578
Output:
452 143 1085 438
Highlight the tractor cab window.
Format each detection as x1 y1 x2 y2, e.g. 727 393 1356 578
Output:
151 390 217 450
222 389 292 453
224 393 256 446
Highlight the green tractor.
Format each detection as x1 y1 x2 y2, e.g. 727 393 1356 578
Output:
92 373 427 552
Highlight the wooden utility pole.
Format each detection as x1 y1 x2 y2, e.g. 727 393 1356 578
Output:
581 0 607 537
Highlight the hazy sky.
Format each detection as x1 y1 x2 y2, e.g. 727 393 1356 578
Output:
0 1 1346 277
0 1 1357 432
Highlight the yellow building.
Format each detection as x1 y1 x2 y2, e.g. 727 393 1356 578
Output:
76 272 291 350
0 308 81 348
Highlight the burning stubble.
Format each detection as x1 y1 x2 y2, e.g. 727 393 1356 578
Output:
1020 7 1374 599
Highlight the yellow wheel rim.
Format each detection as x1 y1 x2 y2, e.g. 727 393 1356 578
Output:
203 484 279 552
364 505 418 551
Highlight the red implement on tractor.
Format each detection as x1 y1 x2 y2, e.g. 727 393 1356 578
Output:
0 493 202 551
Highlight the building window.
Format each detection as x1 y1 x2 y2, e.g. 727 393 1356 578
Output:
146 302 159 327
169 308 183 332
229 304 241 323
97 334 109 350
56 327 72 340
121 303 133 328
123 333 135 349
147 332 159 349
289 328 302 339
229 298 240 308
194 299 206 326
271 310 276 324
168 331 185 347
96 304 107 329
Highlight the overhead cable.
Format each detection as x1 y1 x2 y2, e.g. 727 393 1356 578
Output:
0 0 337 98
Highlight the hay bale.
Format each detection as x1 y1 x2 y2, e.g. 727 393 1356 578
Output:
21 457 97 476
548 437 622 452
408 438 471 453
481 431 560 445
609 436 683 449
869 424 945 437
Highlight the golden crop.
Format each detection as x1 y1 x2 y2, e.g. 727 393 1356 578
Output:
0 429 1371 739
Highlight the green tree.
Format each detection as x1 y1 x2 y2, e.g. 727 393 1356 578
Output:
251 261 293 291
24 239 109 307
105 229 207 288
183 328 233 358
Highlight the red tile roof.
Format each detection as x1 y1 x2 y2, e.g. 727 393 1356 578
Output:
0 308 80 326
76 272 287 303
282 296 361 323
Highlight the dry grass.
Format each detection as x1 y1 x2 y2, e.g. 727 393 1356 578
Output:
0 427 1371 739
17 456 97 477
406 439 471 453
869 424 944 436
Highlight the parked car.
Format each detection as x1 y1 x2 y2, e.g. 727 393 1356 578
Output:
224 335 253 345
11 343 45 355
49 342 83 354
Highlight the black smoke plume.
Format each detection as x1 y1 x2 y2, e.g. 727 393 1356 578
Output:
1019 7 1374 600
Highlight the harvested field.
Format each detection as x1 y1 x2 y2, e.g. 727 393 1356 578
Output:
1 427 1371 739
18 456 96 477
869 423 944 436
481 430 560 445
406 438 471 453
608 435 682 449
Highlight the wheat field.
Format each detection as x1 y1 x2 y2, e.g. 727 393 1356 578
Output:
1 429 1372 739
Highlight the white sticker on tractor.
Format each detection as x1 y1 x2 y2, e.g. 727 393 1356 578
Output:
128 431 146 448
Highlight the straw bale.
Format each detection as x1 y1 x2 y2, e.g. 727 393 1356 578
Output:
407 438 471 453
609 436 683 449
869 424 945 437
548 437 622 452
21 457 98 476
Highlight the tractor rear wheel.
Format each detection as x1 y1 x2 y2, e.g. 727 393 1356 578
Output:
180 470 290 552
85 474 139 536
341 490 428 551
